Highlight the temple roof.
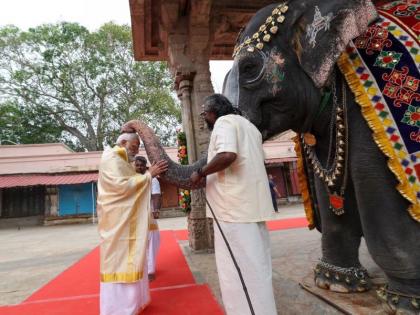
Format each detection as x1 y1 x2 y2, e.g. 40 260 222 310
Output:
129 0 276 61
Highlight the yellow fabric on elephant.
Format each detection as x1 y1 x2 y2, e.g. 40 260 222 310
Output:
97 146 151 283
338 48 420 223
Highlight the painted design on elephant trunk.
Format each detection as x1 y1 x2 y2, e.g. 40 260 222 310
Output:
265 50 285 95
134 120 207 190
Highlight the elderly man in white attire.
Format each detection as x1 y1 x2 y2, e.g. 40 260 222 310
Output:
97 133 167 315
190 94 277 315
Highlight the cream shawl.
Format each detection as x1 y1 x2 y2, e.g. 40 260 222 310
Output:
97 146 151 283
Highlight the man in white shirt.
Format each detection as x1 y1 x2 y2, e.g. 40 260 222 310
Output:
135 156 161 281
190 94 277 315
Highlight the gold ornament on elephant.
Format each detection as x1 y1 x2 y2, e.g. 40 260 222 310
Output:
232 2 288 57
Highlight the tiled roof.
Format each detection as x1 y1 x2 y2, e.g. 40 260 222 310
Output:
0 173 98 188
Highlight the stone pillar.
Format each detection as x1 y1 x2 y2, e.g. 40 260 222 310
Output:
164 0 215 250
177 76 197 163
188 58 214 250
175 69 214 250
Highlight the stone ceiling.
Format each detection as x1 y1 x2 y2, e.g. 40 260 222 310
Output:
129 0 277 61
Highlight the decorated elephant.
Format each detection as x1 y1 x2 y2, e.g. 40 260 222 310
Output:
133 0 420 313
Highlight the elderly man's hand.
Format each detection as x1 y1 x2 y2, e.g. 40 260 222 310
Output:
121 120 141 133
149 160 168 178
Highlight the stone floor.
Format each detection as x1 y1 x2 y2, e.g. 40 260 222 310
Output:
182 227 387 315
0 223 100 305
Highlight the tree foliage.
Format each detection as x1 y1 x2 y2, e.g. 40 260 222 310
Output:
0 100 64 145
0 22 181 151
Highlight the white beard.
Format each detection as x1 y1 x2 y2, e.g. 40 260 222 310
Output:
125 148 136 162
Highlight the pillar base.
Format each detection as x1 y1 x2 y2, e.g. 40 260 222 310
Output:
187 214 214 250
188 216 208 250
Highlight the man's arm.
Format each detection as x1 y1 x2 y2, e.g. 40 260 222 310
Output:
151 194 161 211
151 178 162 213
190 152 237 186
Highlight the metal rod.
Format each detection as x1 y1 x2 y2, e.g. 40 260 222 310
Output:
205 197 255 315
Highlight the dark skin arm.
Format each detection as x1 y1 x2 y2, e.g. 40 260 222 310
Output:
151 194 161 211
190 152 237 187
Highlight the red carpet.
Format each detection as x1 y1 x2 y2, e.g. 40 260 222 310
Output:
0 230 221 315
175 217 308 241
24 248 99 302
149 230 195 289
266 217 308 231
0 286 223 315
174 229 189 241
0 216 307 315
22 231 195 302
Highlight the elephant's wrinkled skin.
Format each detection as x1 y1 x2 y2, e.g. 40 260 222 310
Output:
222 0 420 312
135 0 419 312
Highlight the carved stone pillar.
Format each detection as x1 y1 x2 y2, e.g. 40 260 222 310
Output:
189 59 214 250
175 69 213 250
177 75 197 163
164 0 215 250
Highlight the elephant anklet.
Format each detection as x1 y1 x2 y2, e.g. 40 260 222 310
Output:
314 259 371 293
377 285 420 314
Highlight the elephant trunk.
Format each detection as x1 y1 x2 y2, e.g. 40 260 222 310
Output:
136 121 207 189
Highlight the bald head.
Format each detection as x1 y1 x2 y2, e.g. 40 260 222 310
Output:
116 133 140 162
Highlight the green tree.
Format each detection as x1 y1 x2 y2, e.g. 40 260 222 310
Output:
0 100 63 145
0 22 180 151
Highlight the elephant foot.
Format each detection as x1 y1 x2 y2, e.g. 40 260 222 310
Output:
377 285 420 315
314 260 372 293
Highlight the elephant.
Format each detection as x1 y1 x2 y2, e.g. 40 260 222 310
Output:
134 0 420 313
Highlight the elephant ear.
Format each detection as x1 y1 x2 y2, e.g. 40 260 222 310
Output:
293 0 378 88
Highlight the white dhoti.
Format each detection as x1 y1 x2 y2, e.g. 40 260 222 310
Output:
100 262 150 315
214 221 277 315
148 218 160 275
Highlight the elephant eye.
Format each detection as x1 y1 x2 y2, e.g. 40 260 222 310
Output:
243 63 257 74
238 55 265 88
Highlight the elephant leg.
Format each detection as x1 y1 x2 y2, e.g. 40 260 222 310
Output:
348 110 420 313
312 175 371 293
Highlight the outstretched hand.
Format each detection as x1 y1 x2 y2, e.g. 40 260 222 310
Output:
121 120 141 133
149 160 168 178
